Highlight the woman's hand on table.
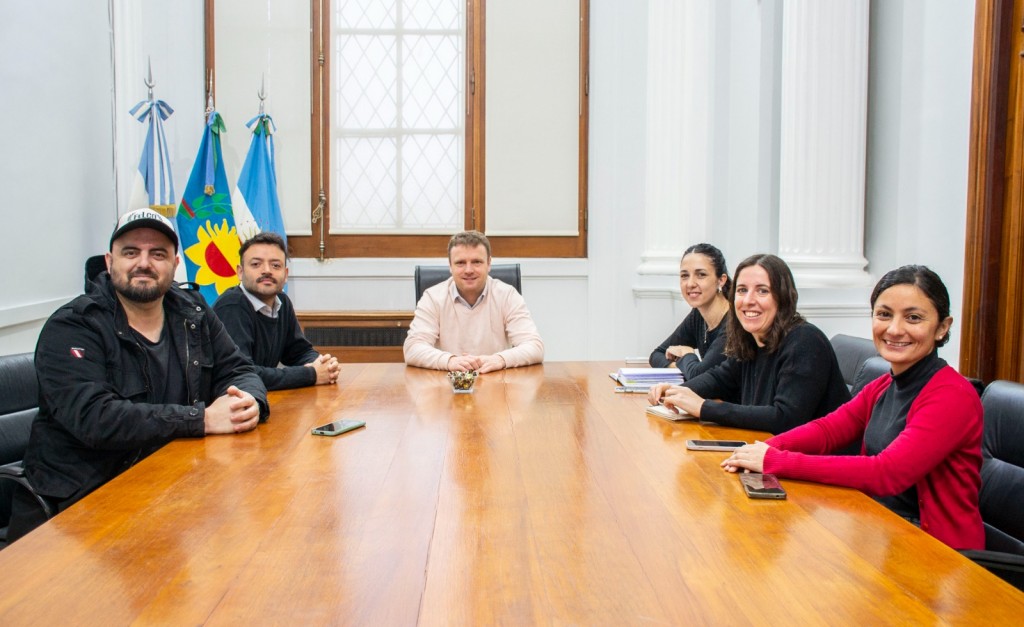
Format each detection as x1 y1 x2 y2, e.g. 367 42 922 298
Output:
661 386 705 417
722 441 769 473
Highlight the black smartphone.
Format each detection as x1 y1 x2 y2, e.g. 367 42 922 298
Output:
739 473 787 500
311 419 366 437
685 439 747 451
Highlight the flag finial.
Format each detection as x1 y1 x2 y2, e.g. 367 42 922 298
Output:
258 74 267 115
145 57 154 101
206 69 214 114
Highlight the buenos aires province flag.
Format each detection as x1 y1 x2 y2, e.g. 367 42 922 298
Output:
175 110 240 304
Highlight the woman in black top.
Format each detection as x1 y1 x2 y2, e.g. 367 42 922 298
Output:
648 243 732 380
649 254 849 435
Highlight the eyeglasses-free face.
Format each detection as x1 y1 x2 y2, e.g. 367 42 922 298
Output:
872 283 952 375
679 252 726 310
733 264 778 347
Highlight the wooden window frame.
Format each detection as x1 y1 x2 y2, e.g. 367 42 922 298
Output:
274 0 591 259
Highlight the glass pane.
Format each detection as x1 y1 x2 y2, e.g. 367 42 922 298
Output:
402 134 462 229
403 0 460 30
337 35 398 129
403 35 461 129
336 137 398 228
337 0 396 30
333 0 464 232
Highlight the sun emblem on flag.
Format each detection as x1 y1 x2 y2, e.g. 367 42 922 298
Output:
184 219 241 294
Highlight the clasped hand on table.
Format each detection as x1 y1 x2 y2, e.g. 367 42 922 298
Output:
448 353 506 373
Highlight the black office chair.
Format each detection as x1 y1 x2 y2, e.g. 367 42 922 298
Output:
851 355 891 395
820 355 892 456
830 334 879 392
960 380 1024 590
85 254 107 290
414 263 522 305
0 353 52 548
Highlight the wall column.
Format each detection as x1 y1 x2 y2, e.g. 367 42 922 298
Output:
635 0 714 290
777 0 872 288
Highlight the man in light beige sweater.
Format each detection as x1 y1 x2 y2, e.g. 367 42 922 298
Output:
404 231 544 372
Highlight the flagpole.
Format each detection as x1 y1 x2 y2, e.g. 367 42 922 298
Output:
175 67 240 303
313 0 327 261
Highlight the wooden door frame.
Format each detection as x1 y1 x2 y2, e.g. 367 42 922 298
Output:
961 0 1015 382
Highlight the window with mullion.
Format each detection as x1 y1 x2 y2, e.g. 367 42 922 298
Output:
332 0 464 235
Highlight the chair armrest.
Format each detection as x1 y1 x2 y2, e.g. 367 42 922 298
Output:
960 549 1024 591
0 461 54 519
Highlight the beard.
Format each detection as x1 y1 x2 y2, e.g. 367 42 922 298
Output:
111 269 171 303
243 274 281 298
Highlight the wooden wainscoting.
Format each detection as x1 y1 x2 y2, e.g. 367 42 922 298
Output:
297 311 414 363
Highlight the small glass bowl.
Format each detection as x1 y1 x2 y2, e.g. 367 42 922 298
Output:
448 370 478 393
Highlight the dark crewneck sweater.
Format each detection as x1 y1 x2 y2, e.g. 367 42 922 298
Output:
213 286 319 390
684 322 851 434
648 308 728 380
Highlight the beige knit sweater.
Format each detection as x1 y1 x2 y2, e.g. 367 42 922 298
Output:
403 277 544 370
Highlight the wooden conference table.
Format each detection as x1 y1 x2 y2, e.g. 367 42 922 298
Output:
0 362 1021 625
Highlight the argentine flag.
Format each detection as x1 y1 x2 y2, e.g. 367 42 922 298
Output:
127 97 176 216
231 112 286 246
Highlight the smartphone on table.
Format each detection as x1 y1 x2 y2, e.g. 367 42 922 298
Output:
685 439 746 452
311 419 366 437
739 473 787 500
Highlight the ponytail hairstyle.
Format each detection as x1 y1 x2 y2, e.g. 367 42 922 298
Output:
682 243 731 295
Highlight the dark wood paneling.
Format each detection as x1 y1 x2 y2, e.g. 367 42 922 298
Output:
961 0 1015 381
297 310 413 363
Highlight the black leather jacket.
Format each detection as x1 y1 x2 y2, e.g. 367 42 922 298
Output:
24 272 269 503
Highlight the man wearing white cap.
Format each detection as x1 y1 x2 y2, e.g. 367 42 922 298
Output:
7 209 269 543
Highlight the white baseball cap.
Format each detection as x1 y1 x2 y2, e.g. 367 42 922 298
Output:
110 209 179 252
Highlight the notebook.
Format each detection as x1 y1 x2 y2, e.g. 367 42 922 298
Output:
646 404 694 422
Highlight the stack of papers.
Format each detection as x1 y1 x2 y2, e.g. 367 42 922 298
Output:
610 367 683 389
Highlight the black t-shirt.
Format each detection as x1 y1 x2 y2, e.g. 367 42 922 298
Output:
131 319 188 406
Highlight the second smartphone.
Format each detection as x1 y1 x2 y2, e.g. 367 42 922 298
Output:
685 439 747 452
739 473 787 499
311 419 366 437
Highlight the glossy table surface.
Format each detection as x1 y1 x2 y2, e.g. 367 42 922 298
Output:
0 362 1021 625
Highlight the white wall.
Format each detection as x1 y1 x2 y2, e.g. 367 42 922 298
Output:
865 0 975 368
0 0 978 369
0 0 204 356
619 0 975 367
111 0 206 220
0 0 117 354
581 0 649 361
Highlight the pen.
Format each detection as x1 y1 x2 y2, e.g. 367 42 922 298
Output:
615 386 649 393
